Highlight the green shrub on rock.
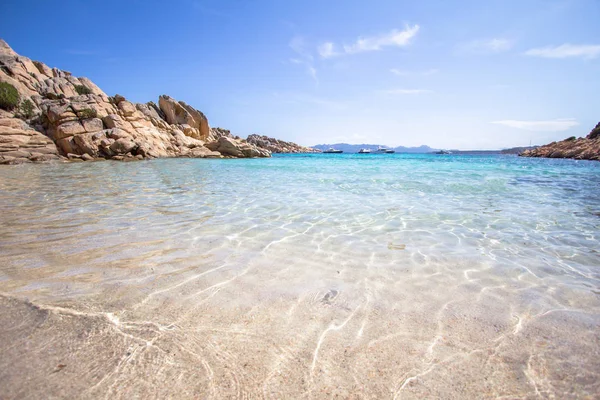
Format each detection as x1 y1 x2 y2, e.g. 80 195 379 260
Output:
18 99 35 119
78 108 97 119
74 84 92 95
0 81 20 110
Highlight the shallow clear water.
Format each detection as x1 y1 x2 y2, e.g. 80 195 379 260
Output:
1 154 599 398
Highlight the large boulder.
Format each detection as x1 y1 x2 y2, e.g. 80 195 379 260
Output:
158 95 209 141
110 138 137 155
0 116 61 164
206 136 270 158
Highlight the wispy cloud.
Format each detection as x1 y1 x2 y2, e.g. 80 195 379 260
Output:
491 118 579 131
317 24 419 58
381 88 433 95
524 44 600 59
289 36 318 86
307 65 318 83
317 42 338 58
344 25 420 54
390 68 439 76
463 38 512 53
289 36 313 61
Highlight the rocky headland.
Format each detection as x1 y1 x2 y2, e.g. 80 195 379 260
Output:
0 39 271 164
520 122 600 161
246 134 320 153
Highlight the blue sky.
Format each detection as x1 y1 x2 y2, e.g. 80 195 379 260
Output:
1 0 599 149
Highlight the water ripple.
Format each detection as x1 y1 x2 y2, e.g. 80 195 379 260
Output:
0 154 598 398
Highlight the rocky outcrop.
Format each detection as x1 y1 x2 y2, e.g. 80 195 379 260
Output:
0 112 60 164
0 39 269 163
246 134 320 153
37 93 214 160
209 127 238 141
588 122 600 140
206 136 271 158
158 95 209 141
520 123 600 161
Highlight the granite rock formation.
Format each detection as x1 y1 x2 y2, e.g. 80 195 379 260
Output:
246 134 320 153
206 135 271 158
0 111 60 164
0 39 269 164
520 123 600 161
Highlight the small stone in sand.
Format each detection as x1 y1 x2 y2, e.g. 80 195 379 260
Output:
388 242 406 250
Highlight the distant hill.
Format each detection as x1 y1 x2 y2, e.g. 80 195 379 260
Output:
447 146 539 155
500 146 538 154
312 143 437 153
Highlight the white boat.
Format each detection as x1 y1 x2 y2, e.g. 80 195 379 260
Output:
323 148 343 153
358 148 371 153
435 150 452 154
376 146 395 154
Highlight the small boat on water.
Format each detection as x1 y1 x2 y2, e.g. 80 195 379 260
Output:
323 148 343 153
376 146 395 154
435 150 452 154
358 148 371 154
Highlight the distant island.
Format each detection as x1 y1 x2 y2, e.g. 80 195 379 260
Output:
312 143 436 153
445 146 538 155
312 143 541 155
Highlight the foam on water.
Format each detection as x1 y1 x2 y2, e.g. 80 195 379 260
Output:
0 154 599 398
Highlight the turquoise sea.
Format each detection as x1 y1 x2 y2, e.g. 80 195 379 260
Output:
1 154 599 398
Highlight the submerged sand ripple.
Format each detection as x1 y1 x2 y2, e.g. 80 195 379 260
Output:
1 157 599 398
1 252 598 399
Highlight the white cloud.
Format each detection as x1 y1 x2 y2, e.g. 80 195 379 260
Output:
289 36 318 85
486 38 512 52
464 38 512 53
524 44 600 59
390 68 438 76
307 65 318 83
317 42 338 58
381 88 433 95
318 25 420 58
289 36 313 60
343 24 420 54
389 68 408 76
491 118 579 132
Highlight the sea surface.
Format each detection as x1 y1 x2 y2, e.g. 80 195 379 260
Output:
0 153 599 399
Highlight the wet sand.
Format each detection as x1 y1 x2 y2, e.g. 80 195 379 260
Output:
2 243 599 398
